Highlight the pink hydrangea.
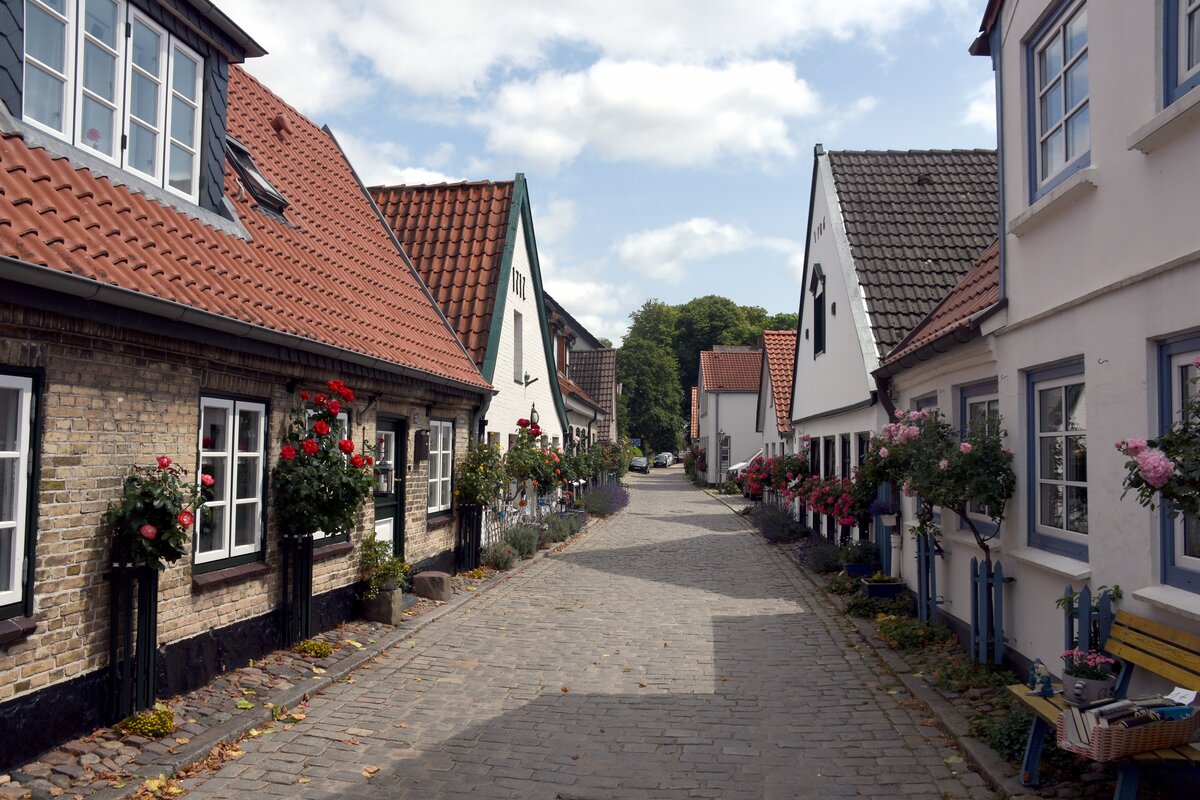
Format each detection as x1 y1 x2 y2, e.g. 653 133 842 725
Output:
1136 448 1176 488
960 442 973 454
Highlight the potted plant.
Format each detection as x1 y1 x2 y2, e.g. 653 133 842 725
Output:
1060 648 1119 706
868 496 901 529
840 539 879 578
862 570 905 599
359 535 412 624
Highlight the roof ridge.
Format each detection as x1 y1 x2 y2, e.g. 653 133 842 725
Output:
368 179 516 192
826 148 998 156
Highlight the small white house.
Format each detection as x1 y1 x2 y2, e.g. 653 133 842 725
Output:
697 348 762 485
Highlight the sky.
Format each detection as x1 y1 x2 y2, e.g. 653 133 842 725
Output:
225 0 997 345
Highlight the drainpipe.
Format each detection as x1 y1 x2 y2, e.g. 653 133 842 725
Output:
714 393 720 485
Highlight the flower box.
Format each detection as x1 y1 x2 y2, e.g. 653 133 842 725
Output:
862 577 905 599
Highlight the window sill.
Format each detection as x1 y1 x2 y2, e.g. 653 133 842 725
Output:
192 561 271 592
313 540 354 563
0 615 37 646
1128 87 1200 154
1007 167 1098 238
1131 585 1200 624
1008 546 1090 580
426 511 453 530
943 530 1001 552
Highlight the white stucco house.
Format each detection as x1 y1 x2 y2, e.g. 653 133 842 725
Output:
372 175 567 446
697 348 762 485
789 147 998 545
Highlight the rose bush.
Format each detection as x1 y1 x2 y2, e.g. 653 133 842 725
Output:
104 456 208 570
455 441 507 505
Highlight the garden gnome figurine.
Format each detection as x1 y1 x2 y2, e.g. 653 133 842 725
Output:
1027 659 1054 697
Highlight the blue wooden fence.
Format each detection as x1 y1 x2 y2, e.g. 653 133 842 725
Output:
1060 584 1115 653
969 558 1007 664
916 533 941 623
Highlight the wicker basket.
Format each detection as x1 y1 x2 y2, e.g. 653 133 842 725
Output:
1056 710 1200 762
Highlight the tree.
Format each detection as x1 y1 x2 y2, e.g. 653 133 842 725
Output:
625 299 679 351
765 311 798 332
673 295 750 392
597 337 613 348
616 339 683 453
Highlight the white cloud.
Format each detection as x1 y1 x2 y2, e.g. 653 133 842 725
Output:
616 218 803 283
532 198 578 249
961 79 996 131
481 60 821 170
330 129 462 186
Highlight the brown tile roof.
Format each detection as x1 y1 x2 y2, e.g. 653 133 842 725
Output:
689 386 699 440
558 373 603 412
827 149 998 353
570 348 617 421
882 240 1000 368
761 330 797 434
369 180 514 369
0 66 488 390
700 350 762 393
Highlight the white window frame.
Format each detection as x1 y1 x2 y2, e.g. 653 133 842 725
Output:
21 0 204 201
195 398 265 565
0 375 34 611
964 392 1000 521
1030 0 1089 193
1033 374 1088 542
1169 349 1200 572
428 420 453 514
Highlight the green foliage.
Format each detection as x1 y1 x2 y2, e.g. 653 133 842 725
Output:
504 524 541 559
751 503 806 543
769 452 809 492
482 541 517 570
616 338 683 453
293 640 334 658
839 539 879 568
796 537 844 573
825 574 862 596
455 441 506 505
359 535 411 600
845 592 915 618
271 381 373 538
683 447 706 481
104 458 207 570
874 614 953 650
505 425 562 495
116 703 175 738
969 707 1037 762
546 512 584 542
928 647 1016 691
1117 368 1200 516
719 480 741 495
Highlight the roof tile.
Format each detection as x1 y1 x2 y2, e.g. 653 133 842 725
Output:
761 330 797 434
570 348 617 422
700 350 761 393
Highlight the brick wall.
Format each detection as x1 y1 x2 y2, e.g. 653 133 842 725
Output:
0 303 482 706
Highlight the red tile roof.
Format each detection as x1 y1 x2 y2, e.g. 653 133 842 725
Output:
761 330 796 434
689 387 699 439
882 240 1000 368
700 350 762 393
369 180 514 369
0 66 488 390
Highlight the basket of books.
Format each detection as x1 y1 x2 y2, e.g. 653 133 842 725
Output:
1056 698 1200 762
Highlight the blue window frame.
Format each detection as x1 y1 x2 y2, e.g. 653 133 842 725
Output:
1025 0 1090 202
1159 334 1200 593
1026 360 1088 559
1166 0 1200 105
960 380 1001 537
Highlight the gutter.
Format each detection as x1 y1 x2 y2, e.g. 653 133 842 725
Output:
0 255 491 395
791 393 877 426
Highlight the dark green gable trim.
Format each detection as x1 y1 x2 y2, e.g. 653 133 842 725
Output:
480 174 568 431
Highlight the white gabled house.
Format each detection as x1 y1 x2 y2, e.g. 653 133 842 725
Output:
757 330 797 460
697 348 762 485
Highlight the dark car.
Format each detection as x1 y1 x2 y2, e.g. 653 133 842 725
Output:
629 456 650 474
653 452 674 467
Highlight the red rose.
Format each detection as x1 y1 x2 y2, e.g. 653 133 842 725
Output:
366 455 375 465
280 445 297 461
177 510 194 527
301 439 319 456
327 380 342 392
339 387 354 402
530 424 541 437
338 439 355 454
139 524 157 540
350 454 365 468
555 469 561 475
313 420 330 436
327 399 342 415
517 418 529 428
200 473 215 487
315 393 328 407
156 455 172 470
299 391 310 401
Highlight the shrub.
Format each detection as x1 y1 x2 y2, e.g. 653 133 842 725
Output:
928 644 1016 691
293 640 334 658
845 592 915 619
482 541 517 570
581 483 629 517
505 524 540 559
795 537 843 573
751 503 806 543
359 535 411 600
825 574 862 596
719 480 741 495
839 539 879 568
116 704 175 738
969 706 1037 763
873 615 952 650
545 513 577 543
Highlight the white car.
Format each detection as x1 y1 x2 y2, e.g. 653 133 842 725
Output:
726 449 764 482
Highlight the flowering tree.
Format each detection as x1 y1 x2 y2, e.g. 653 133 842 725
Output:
104 456 210 570
271 380 374 538
455 441 506 506
793 475 856 527
1117 356 1200 519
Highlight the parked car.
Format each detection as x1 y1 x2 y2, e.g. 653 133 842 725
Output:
726 449 764 483
629 456 650 474
653 452 674 467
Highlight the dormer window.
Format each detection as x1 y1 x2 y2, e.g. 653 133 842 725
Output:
809 264 826 357
226 135 289 218
22 0 204 201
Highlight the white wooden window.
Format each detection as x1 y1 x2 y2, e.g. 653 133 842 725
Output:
1035 376 1088 538
22 0 203 200
0 375 33 611
1170 349 1200 569
1033 2 1088 186
196 398 265 564
965 394 1000 518
513 311 524 384
427 420 453 513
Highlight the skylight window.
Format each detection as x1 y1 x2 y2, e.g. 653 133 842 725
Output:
225 135 289 217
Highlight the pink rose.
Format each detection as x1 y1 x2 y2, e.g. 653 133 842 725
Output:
1122 437 1148 457
200 473 215 487
139 524 157 540
960 442 973 454
894 409 905 419
1136 448 1175 488
177 510 194 527
156 455 172 470
878 447 889 458
938 459 948 470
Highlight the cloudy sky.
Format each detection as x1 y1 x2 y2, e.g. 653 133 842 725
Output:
226 0 996 344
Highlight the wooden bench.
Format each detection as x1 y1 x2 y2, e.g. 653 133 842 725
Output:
1007 610 1200 799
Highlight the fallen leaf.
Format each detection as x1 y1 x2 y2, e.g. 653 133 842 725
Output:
362 766 380 778
175 737 190 745
345 640 364 649
561 686 569 693
298 777 311 785
944 756 963 765
48 789 63 797
338 737 361 745
235 699 254 709
638 683 647 688
392 722 407 728
248 728 262 737
465 586 476 591
622 668 631 673
312 667 327 675
241 688 257 696
288 712 307 722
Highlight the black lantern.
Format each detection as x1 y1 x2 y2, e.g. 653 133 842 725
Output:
530 405 539 426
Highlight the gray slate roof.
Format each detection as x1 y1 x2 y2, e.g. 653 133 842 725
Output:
827 149 998 353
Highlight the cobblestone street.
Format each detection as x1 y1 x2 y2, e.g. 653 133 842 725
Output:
180 471 992 799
